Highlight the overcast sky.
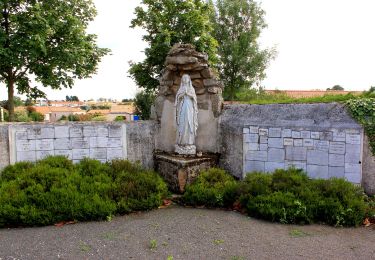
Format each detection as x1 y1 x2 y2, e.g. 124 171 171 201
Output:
1 0 375 101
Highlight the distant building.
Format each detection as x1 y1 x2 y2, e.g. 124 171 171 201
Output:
265 90 363 98
34 106 85 122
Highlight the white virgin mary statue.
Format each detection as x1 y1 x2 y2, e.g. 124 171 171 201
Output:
175 74 198 155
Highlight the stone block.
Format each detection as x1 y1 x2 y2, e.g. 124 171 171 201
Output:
282 129 292 138
303 139 314 147
17 151 36 162
55 126 70 138
314 140 329 151
260 136 268 144
245 161 265 173
320 131 333 141
333 130 346 142
329 154 345 167
109 125 122 138
329 142 346 154
245 150 267 161
243 128 249 134
345 144 361 163
268 148 285 162
72 149 90 160
54 138 71 150
55 150 72 159
35 139 54 151
292 131 301 138
16 140 36 152
285 161 306 171
269 128 282 138
329 167 345 178
293 139 303 147
346 134 361 145
259 128 269 136
203 79 219 87
301 131 311 139
284 138 293 146
97 127 109 137
83 126 98 137
265 162 285 173
268 138 283 148
250 126 259 134
307 150 328 166
15 131 28 140
345 163 361 173
307 165 329 179
107 138 122 148
244 142 259 151
107 148 124 160
90 148 107 159
36 150 55 160
244 134 259 143
70 127 83 138
285 147 307 161
71 138 90 149
345 173 361 184
311 132 320 139
260 144 268 151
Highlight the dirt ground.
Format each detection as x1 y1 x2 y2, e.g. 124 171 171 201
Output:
0 205 374 260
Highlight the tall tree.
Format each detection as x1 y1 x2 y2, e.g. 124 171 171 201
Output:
0 0 109 121
212 0 275 101
129 0 218 93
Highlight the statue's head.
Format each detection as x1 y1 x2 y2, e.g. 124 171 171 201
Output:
181 74 191 86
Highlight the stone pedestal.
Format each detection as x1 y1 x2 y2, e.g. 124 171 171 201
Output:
155 153 218 193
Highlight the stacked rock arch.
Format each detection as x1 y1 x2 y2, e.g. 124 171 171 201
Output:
153 44 224 120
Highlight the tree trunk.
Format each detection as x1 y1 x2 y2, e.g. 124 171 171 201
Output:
7 78 15 122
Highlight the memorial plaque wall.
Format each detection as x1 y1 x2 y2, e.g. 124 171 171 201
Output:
10 124 127 164
243 126 363 184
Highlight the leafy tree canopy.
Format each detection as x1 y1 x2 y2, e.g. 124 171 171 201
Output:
327 85 344 91
211 0 275 101
129 0 218 93
0 0 109 121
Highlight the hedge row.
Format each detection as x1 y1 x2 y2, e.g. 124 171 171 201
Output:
0 156 168 227
182 168 373 227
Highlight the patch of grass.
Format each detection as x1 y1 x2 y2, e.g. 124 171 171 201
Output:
289 229 310 238
231 257 245 260
149 239 157 250
213 239 224 245
101 232 117 241
78 242 91 252
167 256 174 260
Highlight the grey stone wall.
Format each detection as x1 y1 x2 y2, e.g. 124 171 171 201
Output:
0 121 157 171
0 124 10 169
220 103 373 189
126 121 157 169
362 135 375 195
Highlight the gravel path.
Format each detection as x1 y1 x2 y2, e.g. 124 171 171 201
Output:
0 205 374 260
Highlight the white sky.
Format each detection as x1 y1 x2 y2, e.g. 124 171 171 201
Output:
1 0 375 100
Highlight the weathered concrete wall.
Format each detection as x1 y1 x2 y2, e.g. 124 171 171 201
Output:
220 103 369 186
0 124 10 169
126 121 157 169
362 135 375 195
0 121 157 171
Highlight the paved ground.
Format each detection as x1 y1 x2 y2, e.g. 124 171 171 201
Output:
0 205 374 260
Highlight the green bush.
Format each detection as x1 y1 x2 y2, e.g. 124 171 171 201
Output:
181 167 368 227
182 168 238 208
29 111 44 122
0 156 168 227
241 169 367 226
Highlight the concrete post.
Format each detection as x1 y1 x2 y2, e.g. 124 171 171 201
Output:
0 107 4 122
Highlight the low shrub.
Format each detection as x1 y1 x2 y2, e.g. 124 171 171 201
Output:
182 167 369 227
182 168 239 208
0 156 168 227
